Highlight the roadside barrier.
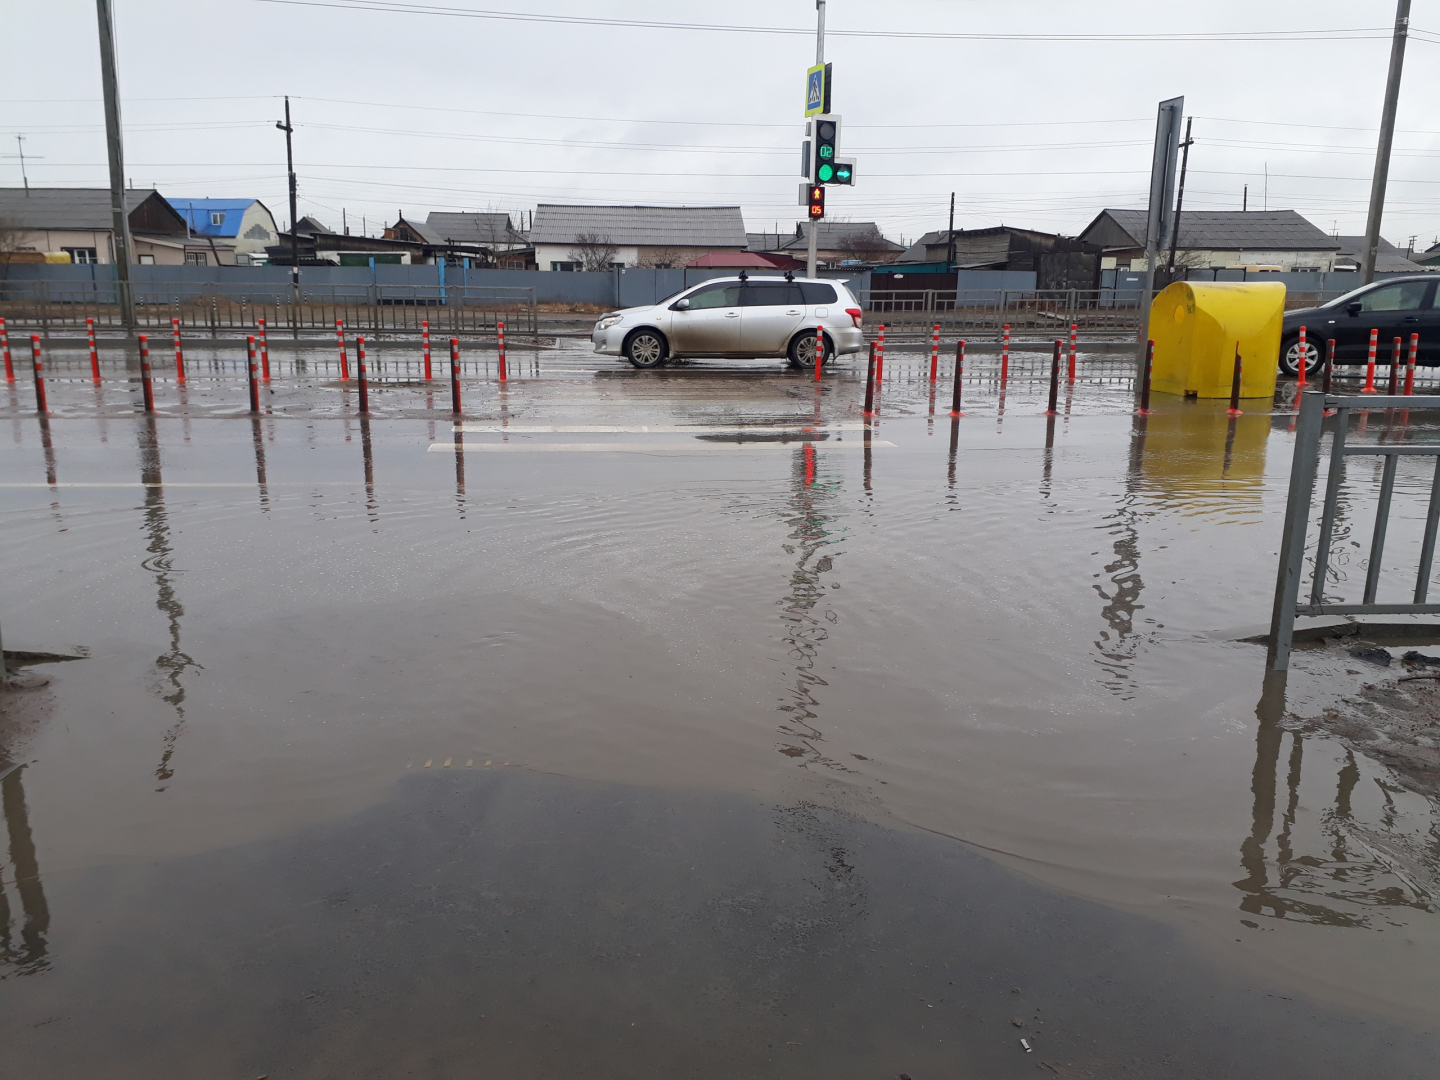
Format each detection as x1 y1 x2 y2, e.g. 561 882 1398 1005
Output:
3 317 15 382
139 334 155 413
1068 322 1078 382
1388 336 1401 395
172 318 186 385
1406 333 1418 395
449 337 461 413
258 318 270 381
1045 339 1061 415
1227 346 1243 416
930 323 940 381
29 335 46 413
87 316 100 381
863 342 876 416
1001 323 1010 382
357 335 370 414
422 320 432 381
950 339 965 416
1296 325 1307 386
498 320 508 383
246 335 260 413
1137 339 1154 415
336 319 350 381
1362 329 1378 393
1323 339 1335 395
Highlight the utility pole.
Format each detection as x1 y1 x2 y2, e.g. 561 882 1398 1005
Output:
1362 0 1411 284
1166 118 1194 279
277 97 299 288
1243 184 1248 212
805 0 825 280
15 136 29 194
95 0 135 328
947 191 956 271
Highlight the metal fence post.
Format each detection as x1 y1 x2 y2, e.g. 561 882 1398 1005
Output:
1267 391 1326 670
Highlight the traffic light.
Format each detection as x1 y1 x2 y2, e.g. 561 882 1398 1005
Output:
807 184 825 219
830 160 855 185
811 114 841 183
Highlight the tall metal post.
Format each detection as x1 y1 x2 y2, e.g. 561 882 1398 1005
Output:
1361 0 1411 285
277 97 299 290
95 0 134 328
946 191 956 271
1165 118 1193 278
1136 96 1184 393
805 0 825 280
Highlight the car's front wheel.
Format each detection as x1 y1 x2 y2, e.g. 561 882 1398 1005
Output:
625 329 667 369
1279 334 1324 378
788 329 831 371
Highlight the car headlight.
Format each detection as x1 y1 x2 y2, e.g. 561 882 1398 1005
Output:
595 314 623 331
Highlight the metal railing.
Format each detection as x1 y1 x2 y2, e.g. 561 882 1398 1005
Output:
0 281 538 338
1269 391 1440 669
858 288 1142 340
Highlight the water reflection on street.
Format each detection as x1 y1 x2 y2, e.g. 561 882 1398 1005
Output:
1 341 1438 1073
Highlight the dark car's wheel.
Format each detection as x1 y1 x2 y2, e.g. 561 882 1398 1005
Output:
1279 334 1325 378
788 329 831 371
625 329 667 369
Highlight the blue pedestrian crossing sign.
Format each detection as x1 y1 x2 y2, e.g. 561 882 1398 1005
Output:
805 64 826 116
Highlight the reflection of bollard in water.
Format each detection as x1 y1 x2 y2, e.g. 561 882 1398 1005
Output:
422 319 432 381
1045 339 1061 415
1227 345 1243 416
1137 339 1154 415
139 334 155 414
357 335 370 414
87 316 100 381
29 334 46 414
1405 333 1418 395
172 318 186 385
246 335 260 413
863 342 876 416
950 339 965 416
1362 328 1378 393
449 337 461 414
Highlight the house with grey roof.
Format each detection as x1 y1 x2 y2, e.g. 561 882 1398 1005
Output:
777 221 904 267
1333 235 1429 273
1079 209 1341 272
0 187 235 265
425 211 533 269
529 204 747 270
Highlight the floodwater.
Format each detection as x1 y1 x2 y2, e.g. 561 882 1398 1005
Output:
1 338 1438 1078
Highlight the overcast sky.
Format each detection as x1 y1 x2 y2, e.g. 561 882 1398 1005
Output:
4 0 1440 249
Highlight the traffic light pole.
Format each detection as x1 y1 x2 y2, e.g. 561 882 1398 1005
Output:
806 0 825 279
1362 0 1410 285
95 0 135 329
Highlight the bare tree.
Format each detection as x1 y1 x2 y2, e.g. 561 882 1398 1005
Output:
637 246 685 269
568 232 619 272
835 226 898 265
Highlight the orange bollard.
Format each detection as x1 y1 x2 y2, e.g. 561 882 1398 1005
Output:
1361 328 1378 392
1388 336 1401 395
1 317 13 382
814 323 824 381
139 334 155 413
1405 332 1418 395
336 319 349 381
422 319 432 381
498 320 508 383
929 323 939 381
29 334 47 413
1296 325 1307 386
1068 322 1077 382
258 318 271 381
875 324 885 383
86 316 100 381
247 335 260 413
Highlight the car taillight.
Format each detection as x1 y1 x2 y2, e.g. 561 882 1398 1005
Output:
846 307 863 328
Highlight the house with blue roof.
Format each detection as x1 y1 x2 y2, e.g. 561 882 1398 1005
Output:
165 198 281 261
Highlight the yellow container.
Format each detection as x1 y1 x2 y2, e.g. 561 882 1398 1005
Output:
1148 281 1283 399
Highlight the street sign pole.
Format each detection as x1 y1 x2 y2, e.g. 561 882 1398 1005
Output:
806 1 826 279
1137 96 1184 395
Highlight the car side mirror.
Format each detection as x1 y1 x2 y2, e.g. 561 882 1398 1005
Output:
671 298 690 311
1346 301 1363 316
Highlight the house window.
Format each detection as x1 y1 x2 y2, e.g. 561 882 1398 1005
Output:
184 251 207 266
550 260 578 272
63 247 97 264
210 211 224 226
138 254 155 265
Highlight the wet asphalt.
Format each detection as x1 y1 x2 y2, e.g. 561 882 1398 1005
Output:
1 339 1438 1077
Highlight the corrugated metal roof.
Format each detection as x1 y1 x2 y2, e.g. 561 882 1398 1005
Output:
426 211 517 246
1333 235 1430 272
778 221 904 252
1090 209 1339 251
0 187 157 229
529 204 746 247
167 198 264 237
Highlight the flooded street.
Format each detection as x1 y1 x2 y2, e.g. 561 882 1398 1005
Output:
2 339 1438 1077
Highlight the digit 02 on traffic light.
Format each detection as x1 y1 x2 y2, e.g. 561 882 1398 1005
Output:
811 114 842 183
807 184 825 219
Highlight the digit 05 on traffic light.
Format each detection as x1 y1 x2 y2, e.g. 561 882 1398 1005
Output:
807 185 825 219
812 114 841 183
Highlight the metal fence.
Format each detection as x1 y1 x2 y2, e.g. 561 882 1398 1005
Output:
0 281 538 338
857 288 1142 340
1269 391 1440 669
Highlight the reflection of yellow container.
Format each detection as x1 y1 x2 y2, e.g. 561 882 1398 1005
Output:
1149 282 1283 399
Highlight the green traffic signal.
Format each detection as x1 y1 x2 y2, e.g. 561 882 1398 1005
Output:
818 163 834 182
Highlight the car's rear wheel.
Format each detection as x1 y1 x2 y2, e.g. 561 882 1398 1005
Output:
788 329 831 371
1279 334 1324 378
625 329 667 369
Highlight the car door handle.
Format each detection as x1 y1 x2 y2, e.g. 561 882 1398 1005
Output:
785 309 802 315
1403 315 1421 322
725 311 740 318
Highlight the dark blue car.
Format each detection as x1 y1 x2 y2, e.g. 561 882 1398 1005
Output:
1280 274 1440 376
